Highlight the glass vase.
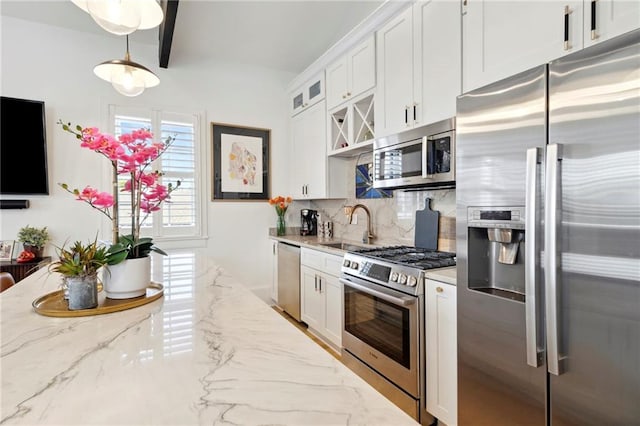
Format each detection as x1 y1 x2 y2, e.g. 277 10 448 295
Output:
276 214 286 236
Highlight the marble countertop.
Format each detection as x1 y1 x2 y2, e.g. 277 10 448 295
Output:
0 252 417 425
269 234 376 256
273 234 457 285
425 267 457 286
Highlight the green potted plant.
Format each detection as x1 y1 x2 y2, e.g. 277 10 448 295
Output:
17 225 50 258
49 239 111 310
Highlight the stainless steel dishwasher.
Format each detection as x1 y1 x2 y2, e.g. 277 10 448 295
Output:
277 242 301 321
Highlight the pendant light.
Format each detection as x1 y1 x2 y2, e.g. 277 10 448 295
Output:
94 35 160 97
71 0 164 35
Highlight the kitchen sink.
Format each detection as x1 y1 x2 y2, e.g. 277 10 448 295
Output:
318 242 368 252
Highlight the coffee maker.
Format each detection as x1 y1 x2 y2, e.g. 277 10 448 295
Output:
300 209 318 236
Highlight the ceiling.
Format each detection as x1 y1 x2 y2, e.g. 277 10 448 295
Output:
0 0 385 74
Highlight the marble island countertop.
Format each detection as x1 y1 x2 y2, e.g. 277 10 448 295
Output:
0 252 417 425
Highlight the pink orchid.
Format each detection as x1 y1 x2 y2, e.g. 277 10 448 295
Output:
75 186 115 208
59 120 181 250
140 199 161 213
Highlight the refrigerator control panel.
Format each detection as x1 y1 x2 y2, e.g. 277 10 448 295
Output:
467 206 525 229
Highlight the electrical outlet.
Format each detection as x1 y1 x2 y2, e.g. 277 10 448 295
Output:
351 214 357 225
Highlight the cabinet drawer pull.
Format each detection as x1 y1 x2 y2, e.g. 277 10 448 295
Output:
404 106 409 124
590 0 599 40
413 103 417 122
563 5 572 50
436 286 443 293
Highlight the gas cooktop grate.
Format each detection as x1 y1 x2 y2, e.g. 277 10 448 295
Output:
351 245 456 270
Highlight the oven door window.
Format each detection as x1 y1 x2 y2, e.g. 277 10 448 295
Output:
426 136 451 175
374 142 422 181
344 284 411 368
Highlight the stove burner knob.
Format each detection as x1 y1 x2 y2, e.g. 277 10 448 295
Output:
399 274 407 285
351 262 359 270
343 259 351 268
390 272 399 282
407 276 417 287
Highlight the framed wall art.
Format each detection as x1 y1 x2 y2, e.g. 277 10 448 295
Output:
211 122 270 201
0 240 14 261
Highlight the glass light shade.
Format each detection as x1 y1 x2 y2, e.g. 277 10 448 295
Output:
111 66 146 97
72 0 164 34
94 59 160 97
87 0 141 36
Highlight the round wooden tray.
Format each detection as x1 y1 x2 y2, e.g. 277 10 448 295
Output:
32 283 164 317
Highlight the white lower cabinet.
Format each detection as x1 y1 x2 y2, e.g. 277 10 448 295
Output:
300 248 343 349
425 279 457 426
322 274 342 345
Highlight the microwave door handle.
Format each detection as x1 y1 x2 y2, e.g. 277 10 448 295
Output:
422 136 428 178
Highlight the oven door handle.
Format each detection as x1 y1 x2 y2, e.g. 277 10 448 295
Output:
340 278 416 307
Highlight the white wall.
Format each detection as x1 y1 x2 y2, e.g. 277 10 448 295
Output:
0 16 294 290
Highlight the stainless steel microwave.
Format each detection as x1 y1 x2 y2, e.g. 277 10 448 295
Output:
373 117 455 190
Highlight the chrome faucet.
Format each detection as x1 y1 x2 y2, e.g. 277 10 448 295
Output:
349 204 376 244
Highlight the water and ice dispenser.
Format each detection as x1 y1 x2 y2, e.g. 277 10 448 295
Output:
466 207 527 302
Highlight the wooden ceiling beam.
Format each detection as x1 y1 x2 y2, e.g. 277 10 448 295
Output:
159 0 179 69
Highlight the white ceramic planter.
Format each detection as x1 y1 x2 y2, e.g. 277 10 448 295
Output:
102 257 151 299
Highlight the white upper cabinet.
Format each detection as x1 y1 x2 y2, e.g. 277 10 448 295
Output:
463 0 640 92
291 101 327 199
291 100 348 200
290 72 325 116
413 0 461 126
583 0 640 48
376 6 414 137
463 1 582 93
376 1 461 137
326 36 376 110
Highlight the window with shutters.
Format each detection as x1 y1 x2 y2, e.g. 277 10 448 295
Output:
109 106 204 242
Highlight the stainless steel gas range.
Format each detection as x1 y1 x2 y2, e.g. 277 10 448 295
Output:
339 246 456 424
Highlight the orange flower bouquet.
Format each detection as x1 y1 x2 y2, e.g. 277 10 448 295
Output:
269 195 292 236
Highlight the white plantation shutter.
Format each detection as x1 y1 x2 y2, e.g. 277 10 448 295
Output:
109 106 203 242
160 119 196 228
114 115 153 229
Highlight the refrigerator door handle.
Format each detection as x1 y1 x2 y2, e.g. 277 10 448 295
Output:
545 143 564 375
525 147 544 367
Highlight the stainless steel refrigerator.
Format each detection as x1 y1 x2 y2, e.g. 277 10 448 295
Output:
456 29 639 425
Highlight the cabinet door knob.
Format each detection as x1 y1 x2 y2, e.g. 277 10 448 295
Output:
347 92 351 96
436 286 444 293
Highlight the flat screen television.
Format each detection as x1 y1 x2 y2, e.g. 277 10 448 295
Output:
0 96 49 195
